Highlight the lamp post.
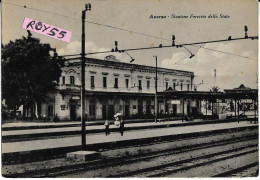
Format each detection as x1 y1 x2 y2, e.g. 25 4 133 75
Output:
81 3 91 150
154 55 158 123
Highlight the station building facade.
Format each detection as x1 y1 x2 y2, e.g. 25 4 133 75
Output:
46 55 196 121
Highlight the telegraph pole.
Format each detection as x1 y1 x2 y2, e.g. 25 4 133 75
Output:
154 55 158 123
81 4 91 150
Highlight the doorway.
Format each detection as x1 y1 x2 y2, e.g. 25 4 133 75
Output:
125 105 130 119
108 105 114 120
172 104 177 115
70 100 77 121
102 105 107 120
138 99 143 117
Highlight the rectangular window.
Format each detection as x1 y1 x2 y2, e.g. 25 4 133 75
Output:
91 76 95 88
133 105 137 109
147 80 150 89
173 83 176 90
187 84 190 91
114 78 118 88
125 79 129 88
181 83 183 91
60 105 66 110
138 80 142 90
62 76 65 84
166 82 168 90
103 77 107 88
70 76 74 85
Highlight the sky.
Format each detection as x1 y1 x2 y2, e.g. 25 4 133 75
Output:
2 0 258 91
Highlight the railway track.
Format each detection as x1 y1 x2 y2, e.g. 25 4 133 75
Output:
213 162 259 177
127 145 258 177
3 126 258 178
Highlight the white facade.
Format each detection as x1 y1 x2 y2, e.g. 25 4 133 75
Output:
53 56 195 121
60 58 193 93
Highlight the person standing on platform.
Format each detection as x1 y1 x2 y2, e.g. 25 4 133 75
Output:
104 120 110 136
119 119 125 136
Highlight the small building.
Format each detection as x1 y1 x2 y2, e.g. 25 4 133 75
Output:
224 84 258 118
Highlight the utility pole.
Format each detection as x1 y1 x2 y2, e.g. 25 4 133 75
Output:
214 69 216 86
81 3 91 150
154 55 158 123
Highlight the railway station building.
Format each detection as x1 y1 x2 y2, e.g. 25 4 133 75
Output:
21 55 258 121
43 55 196 121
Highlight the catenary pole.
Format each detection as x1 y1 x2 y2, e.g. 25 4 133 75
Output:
81 4 91 150
81 8 86 150
154 55 158 123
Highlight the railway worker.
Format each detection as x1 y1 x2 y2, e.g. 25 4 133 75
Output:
104 120 110 136
119 119 125 136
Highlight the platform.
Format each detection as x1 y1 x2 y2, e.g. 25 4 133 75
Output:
2 121 257 154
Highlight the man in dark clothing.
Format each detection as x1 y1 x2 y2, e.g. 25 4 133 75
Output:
104 120 110 136
119 120 124 136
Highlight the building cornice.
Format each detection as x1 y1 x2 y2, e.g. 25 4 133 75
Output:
62 57 194 77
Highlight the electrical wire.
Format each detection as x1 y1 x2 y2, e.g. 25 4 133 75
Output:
84 37 257 61
195 45 257 60
183 46 193 55
3 2 81 21
3 1 258 61
3 2 172 41
175 56 187 65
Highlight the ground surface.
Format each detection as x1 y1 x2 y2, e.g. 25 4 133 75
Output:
2 119 258 178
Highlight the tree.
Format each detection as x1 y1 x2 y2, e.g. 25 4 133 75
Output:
2 32 62 118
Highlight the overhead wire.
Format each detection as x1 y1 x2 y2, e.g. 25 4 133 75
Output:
4 2 240 89
3 1 258 61
3 2 171 41
84 37 257 61
175 56 187 65
3 1 81 21
196 45 257 60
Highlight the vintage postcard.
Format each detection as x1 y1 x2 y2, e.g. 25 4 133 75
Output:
1 0 258 178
